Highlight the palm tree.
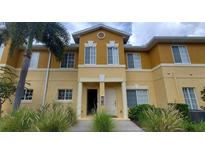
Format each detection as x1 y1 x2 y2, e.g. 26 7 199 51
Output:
0 22 69 111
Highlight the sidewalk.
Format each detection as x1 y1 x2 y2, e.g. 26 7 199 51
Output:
69 119 143 132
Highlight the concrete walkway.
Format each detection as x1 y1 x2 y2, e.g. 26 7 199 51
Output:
69 119 143 132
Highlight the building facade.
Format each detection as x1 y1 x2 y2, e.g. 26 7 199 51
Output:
1 24 205 119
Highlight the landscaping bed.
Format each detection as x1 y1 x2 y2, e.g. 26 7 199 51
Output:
128 104 205 132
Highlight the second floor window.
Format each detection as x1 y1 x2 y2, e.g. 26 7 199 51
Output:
61 52 75 68
107 41 119 64
127 53 141 69
84 41 96 64
30 52 40 68
108 47 119 64
172 45 190 64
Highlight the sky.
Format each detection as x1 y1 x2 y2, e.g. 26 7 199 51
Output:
64 22 205 46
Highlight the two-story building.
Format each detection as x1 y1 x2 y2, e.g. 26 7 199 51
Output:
1 24 205 119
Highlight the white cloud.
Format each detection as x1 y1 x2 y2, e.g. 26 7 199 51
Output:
63 22 205 45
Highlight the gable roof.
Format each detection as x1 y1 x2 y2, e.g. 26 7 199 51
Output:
124 36 205 51
72 24 131 44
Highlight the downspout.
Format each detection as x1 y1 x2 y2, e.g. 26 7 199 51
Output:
42 49 51 106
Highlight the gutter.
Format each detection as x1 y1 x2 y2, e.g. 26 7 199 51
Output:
41 49 51 106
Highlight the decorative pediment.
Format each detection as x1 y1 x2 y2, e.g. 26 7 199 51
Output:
84 41 97 47
106 41 119 47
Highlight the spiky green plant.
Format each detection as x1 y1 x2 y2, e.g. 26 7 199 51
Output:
93 112 114 132
0 107 40 132
141 105 184 132
34 103 76 132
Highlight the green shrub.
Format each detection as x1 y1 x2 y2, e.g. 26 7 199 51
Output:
182 121 205 132
128 104 154 122
34 104 76 132
168 103 190 120
0 108 40 132
93 112 114 132
141 105 184 132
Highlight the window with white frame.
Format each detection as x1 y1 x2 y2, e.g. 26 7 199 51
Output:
182 87 198 110
58 89 72 100
0 44 4 60
29 52 40 68
84 41 96 64
107 41 119 64
61 52 75 68
127 89 148 108
172 45 190 64
127 53 141 69
21 89 33 101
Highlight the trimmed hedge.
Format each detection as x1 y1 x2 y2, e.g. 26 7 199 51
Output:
128 104 154 121
168 103 190 120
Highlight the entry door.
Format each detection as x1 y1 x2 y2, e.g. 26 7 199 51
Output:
105 88 117 116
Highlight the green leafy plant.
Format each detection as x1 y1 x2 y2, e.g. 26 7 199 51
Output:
0 107 39 132
128 104 154 122
93 112 114 132
168 103 190 120
141 105 184 132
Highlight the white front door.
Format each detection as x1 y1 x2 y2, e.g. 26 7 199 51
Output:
105 88 117 116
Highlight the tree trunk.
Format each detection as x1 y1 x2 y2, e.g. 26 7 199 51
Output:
13 55 31 111
13 34 33 111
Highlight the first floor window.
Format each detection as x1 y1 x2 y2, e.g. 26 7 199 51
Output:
182 87 198 110
127 53 141 69
85 46 96 64
0 44 4 60
61 52 75 68
108 47 119 64
127 89 148 108
21 89 33 100
172 45 190 64
29 52 40 68
58 89 72 100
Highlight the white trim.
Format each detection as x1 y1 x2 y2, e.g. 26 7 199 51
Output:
21 100 32 103
126 85 149 89
55 100 73 103
15 68 78 72
78 64 126 68
79 77 124 82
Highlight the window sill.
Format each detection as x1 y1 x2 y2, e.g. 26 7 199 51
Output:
21 100 32 103
55 100 73 103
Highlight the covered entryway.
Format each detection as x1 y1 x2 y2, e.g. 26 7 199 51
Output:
87 89 98 115
77 78 128 119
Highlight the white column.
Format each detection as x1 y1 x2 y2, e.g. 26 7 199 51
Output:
121 81 128 119
77 82 82 119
